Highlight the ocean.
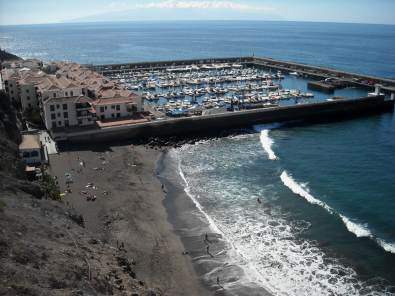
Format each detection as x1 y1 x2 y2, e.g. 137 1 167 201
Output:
1 20 395 295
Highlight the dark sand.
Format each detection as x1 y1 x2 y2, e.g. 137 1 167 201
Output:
49 144 209 295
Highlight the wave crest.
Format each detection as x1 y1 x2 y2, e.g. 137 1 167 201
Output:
254 123 282 160
280 170 395 254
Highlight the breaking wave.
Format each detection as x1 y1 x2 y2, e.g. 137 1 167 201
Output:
339 215 372 238
280 170 395 254
254 123 282 160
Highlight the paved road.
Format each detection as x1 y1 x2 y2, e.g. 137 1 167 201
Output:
39 131 58 155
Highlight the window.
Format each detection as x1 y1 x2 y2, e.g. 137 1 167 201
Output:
63 104 67 110
116 113 120 118
52 121 56 128
111 105 115 109
56 104 60 109
63 112 68 118
100 107 104 112
58 121 62 126
28 103 31 108
101 115 105 120
70 91 73 96
78 119 82 125
105 106 108 110
10 90 13 94
26 89 29 93
65 120 69 127
23 152 30 158
57 112 61 117
88 118 91 122
31 151 39 157
53 93 56 98
111 113 115 118
51 114 56 120
116 105 120 111
50 105 55 111
65 92 68 96
27 96 30 100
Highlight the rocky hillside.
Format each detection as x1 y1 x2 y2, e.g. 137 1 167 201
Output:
0 49 21 61
0 91 158 295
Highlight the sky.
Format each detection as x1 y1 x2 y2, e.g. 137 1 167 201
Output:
0 0 394 26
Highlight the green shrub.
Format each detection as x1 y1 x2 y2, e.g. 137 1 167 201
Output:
41 173 61 201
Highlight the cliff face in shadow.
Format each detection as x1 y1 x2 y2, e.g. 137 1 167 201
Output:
0 49 22 61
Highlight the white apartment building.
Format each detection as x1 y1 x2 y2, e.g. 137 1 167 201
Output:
42 95 95 130
93 97 140 121
1 68 20 103
20 83 39 110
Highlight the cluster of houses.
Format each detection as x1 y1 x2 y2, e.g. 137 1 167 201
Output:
1 58 143 133
1 58 144 170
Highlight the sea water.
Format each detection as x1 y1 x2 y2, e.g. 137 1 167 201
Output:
170 115 395 295
1 20 395 295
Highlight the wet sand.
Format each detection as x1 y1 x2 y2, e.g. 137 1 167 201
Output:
157 150 273 296
49 144 209 295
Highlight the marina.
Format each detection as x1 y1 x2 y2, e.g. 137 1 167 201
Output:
103 61 372 118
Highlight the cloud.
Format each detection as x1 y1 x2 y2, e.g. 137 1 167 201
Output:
104 0 274 12
139 0 273 11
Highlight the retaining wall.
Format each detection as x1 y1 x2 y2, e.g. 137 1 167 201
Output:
60 96 394 143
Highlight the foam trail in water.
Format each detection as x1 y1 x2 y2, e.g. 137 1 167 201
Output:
280 171 334 213
254 123 282 160
172 148 276 294
259 130 278 160
377 239 395 254
280 171 395 254
339 215 372 238
177 153 223 235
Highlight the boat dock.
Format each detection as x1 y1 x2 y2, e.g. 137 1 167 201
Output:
86 56 395 93
49 57 395 142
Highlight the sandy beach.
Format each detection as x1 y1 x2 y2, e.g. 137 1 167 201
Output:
49 143 209 295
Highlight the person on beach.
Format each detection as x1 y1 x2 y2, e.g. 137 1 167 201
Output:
206 245 213 257
257 198 262 204
204 233 210 244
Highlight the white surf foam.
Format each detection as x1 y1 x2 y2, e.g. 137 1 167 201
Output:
280 171 334 213
339 215 372 238
177 158 223 235
377 239 395 254
280 171 395 256
171 148 277 294
259 129 278 160
171 145 394 296
254 123 282 160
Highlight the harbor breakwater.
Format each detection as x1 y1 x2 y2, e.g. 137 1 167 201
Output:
57 95 393 143
88 56 395 93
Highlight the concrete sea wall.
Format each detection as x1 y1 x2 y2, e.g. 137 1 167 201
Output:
61 96 394 143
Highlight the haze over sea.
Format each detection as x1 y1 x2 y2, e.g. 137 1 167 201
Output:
1 21 395 295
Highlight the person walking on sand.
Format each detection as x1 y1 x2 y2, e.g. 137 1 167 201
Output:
257 198 262 204
204 232 210 244
206 245 213 257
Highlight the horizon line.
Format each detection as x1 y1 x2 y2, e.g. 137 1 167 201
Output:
1 19 395 27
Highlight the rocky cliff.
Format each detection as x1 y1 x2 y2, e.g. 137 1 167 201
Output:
0 91 157 295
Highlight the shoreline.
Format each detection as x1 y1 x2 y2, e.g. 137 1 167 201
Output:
49 143 209 295
156 148 273 296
